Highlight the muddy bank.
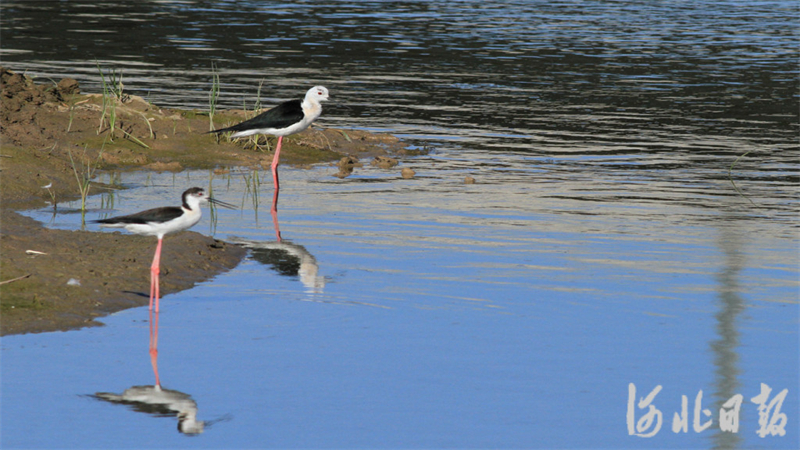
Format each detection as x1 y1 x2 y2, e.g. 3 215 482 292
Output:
0 209 244 335
0 66 410 336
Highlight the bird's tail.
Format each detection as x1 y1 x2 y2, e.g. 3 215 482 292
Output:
207 126 258 138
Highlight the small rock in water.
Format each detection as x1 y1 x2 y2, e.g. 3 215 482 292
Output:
401 167 415 179
371 156 398 169
334 155 361 178
464 175 476 184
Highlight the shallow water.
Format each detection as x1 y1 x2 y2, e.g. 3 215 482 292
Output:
1 0 798 448
5 163 798 448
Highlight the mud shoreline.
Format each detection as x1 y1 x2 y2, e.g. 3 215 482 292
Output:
0 67 410 336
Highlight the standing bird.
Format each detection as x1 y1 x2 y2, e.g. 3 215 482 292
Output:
93 187 235 312
208 86 329 210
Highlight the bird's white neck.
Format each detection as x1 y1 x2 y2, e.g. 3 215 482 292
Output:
302 98 323 122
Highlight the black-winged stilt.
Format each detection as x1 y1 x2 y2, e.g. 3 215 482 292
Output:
209 86 330 210
93 187 235 312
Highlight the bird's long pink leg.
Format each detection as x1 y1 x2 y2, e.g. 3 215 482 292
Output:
271 192 282 242
149 307 161 387
271 135 283 194
149 238 163 312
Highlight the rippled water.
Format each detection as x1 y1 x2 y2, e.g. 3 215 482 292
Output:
1 1 798 448
2 1 797 216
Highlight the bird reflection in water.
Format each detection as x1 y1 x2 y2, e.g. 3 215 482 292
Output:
232 196 326 293
228 235 326 294
92 309 229 434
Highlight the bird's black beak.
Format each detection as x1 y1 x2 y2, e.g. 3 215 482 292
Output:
208 197 237 209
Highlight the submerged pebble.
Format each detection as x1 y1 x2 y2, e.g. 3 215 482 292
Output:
334 155 361 178
372 156 398 169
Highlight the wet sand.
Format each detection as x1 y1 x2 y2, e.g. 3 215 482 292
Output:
0 67 409 335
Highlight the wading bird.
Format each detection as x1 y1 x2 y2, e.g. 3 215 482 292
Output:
94 187 235 312
208 86 329 211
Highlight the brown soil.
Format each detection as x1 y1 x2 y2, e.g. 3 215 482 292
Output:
0 66 411 336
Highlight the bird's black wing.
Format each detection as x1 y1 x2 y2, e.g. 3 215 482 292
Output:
94 206 184 225
210 99 305 134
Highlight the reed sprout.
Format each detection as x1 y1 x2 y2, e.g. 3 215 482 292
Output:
96 62 124 140
67 141 105 222
207 173 220 234
43 182 57 212
140 112 155 139
66 93 78 133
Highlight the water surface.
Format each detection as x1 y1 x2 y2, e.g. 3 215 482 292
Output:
1 1 798 448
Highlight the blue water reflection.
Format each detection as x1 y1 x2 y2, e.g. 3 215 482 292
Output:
3 165 797 448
